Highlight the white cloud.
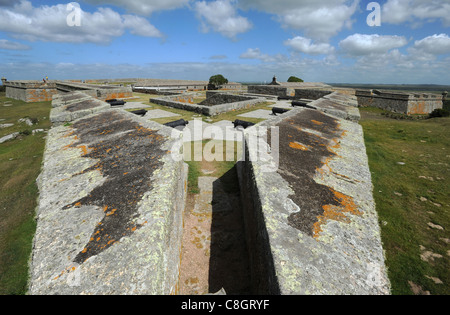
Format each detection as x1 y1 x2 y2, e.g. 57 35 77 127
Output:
0 1 162 44
382 0 450 26
238 0 359 41
284 36 335 55
339 33 408 56
83 0 190 16
239 48 286 62
194 0 252 39
413 34 450 55
0 39 31 50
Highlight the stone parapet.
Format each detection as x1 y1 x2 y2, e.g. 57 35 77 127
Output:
29 93 187 294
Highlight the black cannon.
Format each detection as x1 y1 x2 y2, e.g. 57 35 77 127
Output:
164 119 189 129
291 101 315 109
233 119 255 129
272 107 290 115
277 96 290 100
130 109 147 116
107 99 126 106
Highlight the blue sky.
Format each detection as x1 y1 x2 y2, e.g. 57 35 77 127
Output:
0 0 449 84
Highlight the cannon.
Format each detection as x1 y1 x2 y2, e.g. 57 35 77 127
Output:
272 107 290 115
233 119 255 129
130 109 147 116
164 119 189 129
291 101 315 109
106 99 126 106
277 96 290 100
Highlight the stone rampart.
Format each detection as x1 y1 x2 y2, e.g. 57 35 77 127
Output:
356 90 443 114
5 81 58 102
236 93 390 294
150 93 265 116
29 92 187 294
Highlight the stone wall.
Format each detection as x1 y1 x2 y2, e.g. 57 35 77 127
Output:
55 81 133 101
356 90 443 114
200 91 256 106
29 92 187 294
247 85 293 98
150 93 265 116
294 89 333 100
236 94 390 294
5 81 58 102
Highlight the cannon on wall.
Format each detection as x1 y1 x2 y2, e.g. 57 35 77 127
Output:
291 101 315 109
277 96 291 100
106 99 127 106
272 107 290 115
130 109 147 116
233 119 255 129
164 119 189 129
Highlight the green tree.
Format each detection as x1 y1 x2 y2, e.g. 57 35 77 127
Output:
287 76 304 83
209 74 228 86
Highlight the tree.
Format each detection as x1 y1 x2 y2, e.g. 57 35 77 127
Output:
209 74 228 86
287 76 304 83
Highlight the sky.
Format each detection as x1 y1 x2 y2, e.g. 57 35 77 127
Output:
0 0 449 84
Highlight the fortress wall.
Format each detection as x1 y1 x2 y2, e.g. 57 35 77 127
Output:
5 81 58 102
356 90 443 114
29 92 187 294
294 89 333 100
150 93 265 116
237 94 390 294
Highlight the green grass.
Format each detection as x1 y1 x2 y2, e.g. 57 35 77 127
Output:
360 108 450 295
0 93 52 294
183 140 242 195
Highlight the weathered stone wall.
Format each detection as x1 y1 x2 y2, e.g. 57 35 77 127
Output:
200 92 255 106
55 81 132 101
150 94 265 116
29 92 187 294
236 94 390 294
356 90 443 114
294 89 333 100
247 85 292 97
5 81 58 102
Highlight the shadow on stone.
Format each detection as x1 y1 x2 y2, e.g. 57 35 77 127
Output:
208 166 251 295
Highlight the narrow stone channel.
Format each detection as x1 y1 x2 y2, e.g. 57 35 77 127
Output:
178 157 251 295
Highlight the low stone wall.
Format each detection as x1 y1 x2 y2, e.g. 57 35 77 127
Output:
29 93 187 294
200 91 256 106
247 85 292 98
5 81 58 102
150 93 265 116
294 88 333 100
356 90 443 114
56 81 133 101
237 95 390 294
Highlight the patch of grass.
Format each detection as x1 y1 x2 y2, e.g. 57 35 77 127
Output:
0 94 51 294
183 140 242 195
360 107 450 295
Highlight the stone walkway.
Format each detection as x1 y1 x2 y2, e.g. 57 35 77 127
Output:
179 174 251 295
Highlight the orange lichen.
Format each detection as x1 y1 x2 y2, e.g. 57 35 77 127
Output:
289 142 310 151
78 145 88 156
313 188 362 238
311 120 324 125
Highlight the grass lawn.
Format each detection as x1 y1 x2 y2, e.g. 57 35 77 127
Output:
0 93 52 294
359 107 449 295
